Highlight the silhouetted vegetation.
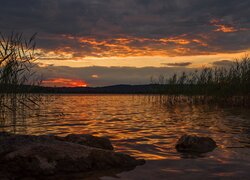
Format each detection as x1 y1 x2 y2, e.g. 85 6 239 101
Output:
30 84 164 94
0 32 41 131
153 56 250 107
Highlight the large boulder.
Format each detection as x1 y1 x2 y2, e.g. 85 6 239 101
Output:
0 133 144 178
56 134 114 150
176 135 217 153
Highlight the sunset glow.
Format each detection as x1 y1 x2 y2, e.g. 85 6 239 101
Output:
1 1 250 179
2 0 249 87
42 78 87 87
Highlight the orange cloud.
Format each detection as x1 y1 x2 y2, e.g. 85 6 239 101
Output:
192 39 208 46
36 29 248 61
42 78 87 87
91 74 99 78
214 24 238 33
58 35 208 57
210 18 248 33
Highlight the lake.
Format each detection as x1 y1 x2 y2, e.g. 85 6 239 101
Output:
1 94 250 179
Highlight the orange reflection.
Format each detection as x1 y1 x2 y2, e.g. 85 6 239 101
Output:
5 94 250 164
42 78 87 87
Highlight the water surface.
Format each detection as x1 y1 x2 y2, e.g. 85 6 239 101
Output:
1 95 250 179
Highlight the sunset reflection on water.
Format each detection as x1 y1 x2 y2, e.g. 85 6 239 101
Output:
1 95 250 178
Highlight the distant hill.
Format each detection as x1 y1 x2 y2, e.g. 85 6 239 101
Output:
0 84 166 94
40 84 165 94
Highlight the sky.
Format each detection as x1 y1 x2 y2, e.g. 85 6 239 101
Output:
1 0 250 87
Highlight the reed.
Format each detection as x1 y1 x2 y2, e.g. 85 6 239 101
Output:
154 55 250 107
0 32 41 132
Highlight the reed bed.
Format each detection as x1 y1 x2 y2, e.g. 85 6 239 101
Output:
154 56 250 107
0 32 41 131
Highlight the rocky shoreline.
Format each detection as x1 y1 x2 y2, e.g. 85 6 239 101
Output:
0 132 217 179
0 132 145 179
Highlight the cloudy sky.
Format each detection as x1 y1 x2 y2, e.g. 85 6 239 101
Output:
1 0 250 86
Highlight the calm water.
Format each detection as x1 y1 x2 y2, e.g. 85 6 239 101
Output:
1 94 250 179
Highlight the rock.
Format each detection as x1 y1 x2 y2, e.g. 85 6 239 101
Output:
56 134 114 150
0 133 145 178
175 134 217 153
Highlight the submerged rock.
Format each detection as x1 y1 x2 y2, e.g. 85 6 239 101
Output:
0 132 144 178
176 135 217 153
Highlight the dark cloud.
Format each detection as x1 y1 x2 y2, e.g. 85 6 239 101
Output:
162 62 192 67
0 0 249 57
212 60 234 66
34 64 196 86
